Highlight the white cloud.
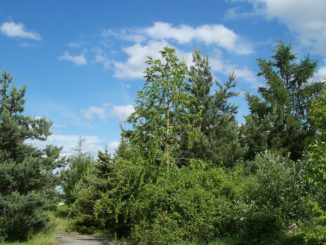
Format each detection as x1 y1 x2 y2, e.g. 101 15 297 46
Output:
225 7 256 20
316 67 326 81
145 22 252 54
252 0 326 55
29 134 102 156
83 106 107 119
113 41 193 79
0 21 41 40
100 22 252 55
111 39 259 88
315 59 326 81
94 48 112 69
114 40 168 79
111 104 135 121
97 22 253 79
58 51 87 66
107 140 120 152
83 104 134 122
210 52 262 88
101 28 145 43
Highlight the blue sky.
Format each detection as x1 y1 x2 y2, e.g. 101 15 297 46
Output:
1 0 326 155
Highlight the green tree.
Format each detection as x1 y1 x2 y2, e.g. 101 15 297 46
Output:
68 147 116 234
0 71 61 241
185 49 244 167
242 42 322 160
125 47 191 167
61 138 96 205
306 84 326 232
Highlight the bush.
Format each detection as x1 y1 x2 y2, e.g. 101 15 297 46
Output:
130 165 249 244
304 226 326 245
241 152 307 242
69 185 101 234
0 192 52 242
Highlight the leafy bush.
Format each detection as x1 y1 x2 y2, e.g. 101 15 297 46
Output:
304 226 326 245
0 192 52 242
241 152 307 242
130 165 249 244
93 144 149 237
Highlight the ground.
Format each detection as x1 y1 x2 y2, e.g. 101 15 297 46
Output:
56 232 109 245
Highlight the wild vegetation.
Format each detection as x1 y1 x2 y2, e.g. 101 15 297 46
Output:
1 42 325 244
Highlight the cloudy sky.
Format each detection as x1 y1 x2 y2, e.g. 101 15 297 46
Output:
1 0 325 155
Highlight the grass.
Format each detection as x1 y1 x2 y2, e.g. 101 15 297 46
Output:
0 231 56 245
0 211 69 245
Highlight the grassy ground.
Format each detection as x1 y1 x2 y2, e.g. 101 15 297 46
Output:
0 216 69 245
0 231 56 245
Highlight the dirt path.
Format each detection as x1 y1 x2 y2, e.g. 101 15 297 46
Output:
56 232 109 245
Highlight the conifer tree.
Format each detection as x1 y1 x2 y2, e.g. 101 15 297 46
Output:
0 71 61 241
241 42 322 160
186 50 244 167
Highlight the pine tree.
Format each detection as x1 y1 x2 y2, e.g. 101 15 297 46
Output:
0 71 61 241
61 138 96 205
185 49 244 167
241 42 322 160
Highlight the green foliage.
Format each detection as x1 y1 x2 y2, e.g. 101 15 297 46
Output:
186 50 244 167
304 84 326 241
241 42 322 160
246 152 307 227
60 139 101 233
230 152 306 244
61 144 96 205
0 192 52 242
307 84 326 191
94 142 150 236
304 225 326 245
0 71 61 241
64 45 324 245
130 165 250 244
125 47 191 167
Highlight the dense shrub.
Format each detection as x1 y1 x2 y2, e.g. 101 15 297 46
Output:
0 192 52 241
241 152 307 242
93 144 150 237
304 226 326 245
130 164 250 244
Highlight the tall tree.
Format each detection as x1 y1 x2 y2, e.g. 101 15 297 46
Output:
185 49 244 167
124 47 191 167
241 42 322 160
0 71 61 241
306 83 326 224
61 138 96 205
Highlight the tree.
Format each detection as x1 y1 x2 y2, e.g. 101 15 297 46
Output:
0 71 61 241
241 42 322 160
124 47 191 167
306 83 326 224
67 147 116 234
61 138 96 205
185 49 244 167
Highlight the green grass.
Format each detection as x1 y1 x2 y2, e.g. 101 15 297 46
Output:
0 213 69 245
0 231 56 245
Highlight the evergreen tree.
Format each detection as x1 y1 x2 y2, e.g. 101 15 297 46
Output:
0 71 61 241
186 49 244 167
61 138 96 205
241 42 322 160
